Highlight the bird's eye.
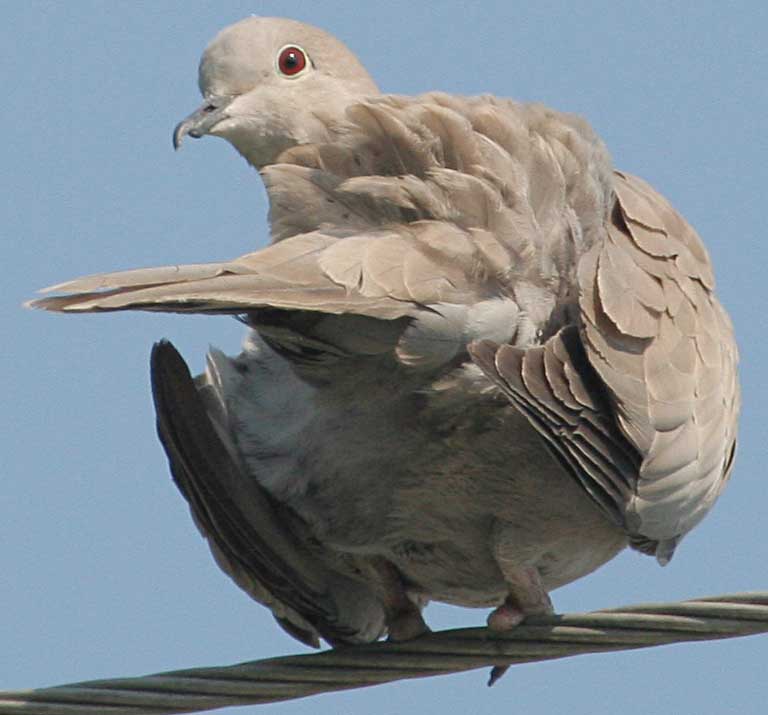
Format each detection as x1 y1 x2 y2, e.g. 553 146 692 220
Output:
276 45 309 78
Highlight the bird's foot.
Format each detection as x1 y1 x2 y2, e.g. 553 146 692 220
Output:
387 605 430 641
486 593 553 630
488 565 553 629
486 568 554 685
370 556 430 641
486 601 526 630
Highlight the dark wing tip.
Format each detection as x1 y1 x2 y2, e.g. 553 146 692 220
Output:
151 338 183 375
149 337 346 646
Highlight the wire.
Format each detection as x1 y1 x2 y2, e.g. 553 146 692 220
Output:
2 592 767 714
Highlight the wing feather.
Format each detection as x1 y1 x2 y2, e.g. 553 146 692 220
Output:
470 329 639 533
472 170 738 564
150 340 386 646
578 172 740 557
28 226 479 318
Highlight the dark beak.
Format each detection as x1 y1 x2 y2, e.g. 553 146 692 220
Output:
172 95 235 150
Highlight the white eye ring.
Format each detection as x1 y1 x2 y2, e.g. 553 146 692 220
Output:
276 44 311 78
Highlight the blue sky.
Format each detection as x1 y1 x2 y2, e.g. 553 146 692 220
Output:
3 2 767 713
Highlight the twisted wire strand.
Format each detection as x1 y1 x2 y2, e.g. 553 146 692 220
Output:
2 592 767 715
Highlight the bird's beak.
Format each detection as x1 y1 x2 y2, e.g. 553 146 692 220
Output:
172 95 236 150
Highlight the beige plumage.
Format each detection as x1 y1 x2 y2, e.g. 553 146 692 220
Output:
28 17 740 651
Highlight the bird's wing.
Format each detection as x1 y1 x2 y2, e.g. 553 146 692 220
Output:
29 93 617 328
471 172 740 562
470 328 640 536
150 339 386 646
28 94 613 367
27 222 490 319
582 171 740 557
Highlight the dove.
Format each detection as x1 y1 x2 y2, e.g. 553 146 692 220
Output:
28 16 740 652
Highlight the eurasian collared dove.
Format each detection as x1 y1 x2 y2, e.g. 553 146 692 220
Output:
28 16 740 652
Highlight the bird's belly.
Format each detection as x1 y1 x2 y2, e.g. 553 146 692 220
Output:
380 415 628 605
236 359 627 607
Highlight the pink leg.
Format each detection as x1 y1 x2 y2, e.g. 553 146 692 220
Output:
487 566 553 630
486 566 553 685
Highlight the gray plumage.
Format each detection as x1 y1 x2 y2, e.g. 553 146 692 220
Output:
29 17 740 648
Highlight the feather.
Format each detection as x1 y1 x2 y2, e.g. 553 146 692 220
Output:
577 172 740 557
150 339 387 645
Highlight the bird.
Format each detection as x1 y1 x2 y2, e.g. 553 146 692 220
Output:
28 16 740 659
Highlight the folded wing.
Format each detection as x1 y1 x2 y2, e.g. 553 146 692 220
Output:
471 172 740 563
150 339 387 646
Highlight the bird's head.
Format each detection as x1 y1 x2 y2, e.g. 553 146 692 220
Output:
173 17 379 168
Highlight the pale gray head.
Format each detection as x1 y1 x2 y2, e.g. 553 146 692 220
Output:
173 17 380 167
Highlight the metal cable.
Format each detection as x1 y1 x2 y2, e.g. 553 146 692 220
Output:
2 592 767 714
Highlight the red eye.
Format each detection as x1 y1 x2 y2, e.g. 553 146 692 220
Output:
277 45 308 77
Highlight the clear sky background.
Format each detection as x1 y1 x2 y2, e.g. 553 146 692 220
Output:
3 2 766 714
